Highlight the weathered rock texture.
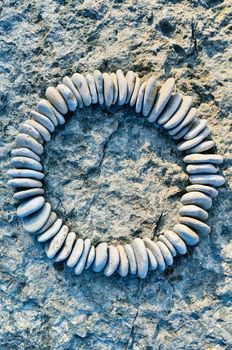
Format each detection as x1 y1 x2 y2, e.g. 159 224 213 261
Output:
0 1 232 349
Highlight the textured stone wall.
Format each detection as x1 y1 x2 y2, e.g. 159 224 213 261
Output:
0 0 232 349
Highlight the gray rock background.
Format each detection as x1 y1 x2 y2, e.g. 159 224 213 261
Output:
0 0 232 349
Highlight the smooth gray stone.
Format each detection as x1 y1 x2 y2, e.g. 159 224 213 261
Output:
146 248 157 270
7 169 44 180
177 127 211 151
16 133 43 156
63 76 83 108
189 174 225 187
86 74 98 104
164 96 192 129
72 73 91 107
51 105 65 125
26 118 52 141
46 225 69 259
186 164 219 174
181 191 212 210
85 245 95 270
168 107 196 136
92 242 108 272
124 244 137 274
143 237 166 271
132 238 148 278
57 83 77 111
157 93 182 125
74 239 91 275
36 211 57 234
148 78 175 122
135 82 146 113
179 205 209 221
172 121 195 140
45 86 68 114
142 77 157 117
164 230 187 255
37 99 58 126
17 196 45 218
7 178 42 188
37 218 63 242
117 245 129 277
104 245 120 277
11 156 42 171
111 73 119 104
11 148 40 162
67 238 84 268
184 119 208 140
55 231 76 262
130 74 141 107
125 71 136 104
22 202 51 233
19 123 43 144
13 188 45 201
183 154 224 165
30 110 55 133
157 241 173 266
116 70 128 105
186 184 218 198
93 70 104 105
102 73 114 107
158 235 177 257
179 217 211 236
173 224 199 245
186 140 215 154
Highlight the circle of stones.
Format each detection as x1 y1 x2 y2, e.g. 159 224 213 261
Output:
7 70 225 278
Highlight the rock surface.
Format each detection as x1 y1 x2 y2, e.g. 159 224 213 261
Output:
0 1 231 349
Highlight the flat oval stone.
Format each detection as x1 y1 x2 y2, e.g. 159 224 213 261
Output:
124 244 137 275
7 169 44 180
186 184 218 198
135 82 146 113
142 77 157 117
7 178 42 188
189 174 225 187
104 245 120 277
164 96 192 129
148 78 175 122
11 156 42 171
179 216 211 236
143 237 166 271
130 74 141 107
17 196 45 218
37 99 58 126
186 140 215 154
93 70 104 105
45 86 68 114
55 231 76 262
177 127 211 151
57 83 77 111
186 164 219 175
67 238 84 268
181 191 212 210
46 225 69 259
172 121 195 140
72 73 91 107
13 188 45 201
179 204 208 221
157 93 182 125
51 105 65 125
30 110 55 133
74 239 91 275
184 119 208 140
110 72 119 104
36 211 57 234
164 230 187 255
37 218 63 242
19 123 43 144
22 202 51 233
157 241 173 266
63 76 83 108
158 235 177 257
173 224 199 246
132 238 148 278
92 242 108 272
116 70 128 105
125 71 136 104
26 118 51 141
16 133 43 155
85 245 95 270
86 74 98 104
117 245 129 277
183 154 224 165
146 248 157 270
169 107 197 136
11 148 40 162
102 73 114 107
